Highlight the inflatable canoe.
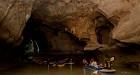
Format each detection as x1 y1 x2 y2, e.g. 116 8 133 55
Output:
86 66 102 70
86 66 116 73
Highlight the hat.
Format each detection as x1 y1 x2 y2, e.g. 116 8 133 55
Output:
90 58 94 62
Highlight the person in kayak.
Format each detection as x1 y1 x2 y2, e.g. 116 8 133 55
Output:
90 58 98 68
82 59 88 68
89 58 99 73
104 55 115 69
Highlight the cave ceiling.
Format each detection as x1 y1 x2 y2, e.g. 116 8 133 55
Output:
0 0 140 51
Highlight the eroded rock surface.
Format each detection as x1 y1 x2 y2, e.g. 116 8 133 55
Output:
93 0 140 44
0 0 140 65
32 0 107 50
1 0 140 50
0 0 35 47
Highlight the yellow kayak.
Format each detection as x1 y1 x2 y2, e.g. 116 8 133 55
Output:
57 64 65 67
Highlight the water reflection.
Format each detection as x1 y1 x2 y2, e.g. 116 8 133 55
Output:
0 64 140 75
83 68 86 75
70 64 73 71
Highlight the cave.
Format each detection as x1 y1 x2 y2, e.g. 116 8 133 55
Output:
23 17 87 54
1 0 140 74
20 12 116 62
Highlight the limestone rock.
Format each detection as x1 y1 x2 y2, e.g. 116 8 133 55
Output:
0 0 35 47
1 0 140 49
32 0 102 50
93 0 140 44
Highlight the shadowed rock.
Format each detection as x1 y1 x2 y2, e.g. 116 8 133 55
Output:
0 0 35 47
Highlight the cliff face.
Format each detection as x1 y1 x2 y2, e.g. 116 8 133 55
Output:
93 0 140 44
1 0 140 66
0 0 140 51
32 0 113 50
0 0 35 47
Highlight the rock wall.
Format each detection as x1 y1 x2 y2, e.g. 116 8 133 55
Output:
0 0 35 47
32 0 112 50
41 26 85 53
92 0 140 44
0 0 140 51
0 0 140 65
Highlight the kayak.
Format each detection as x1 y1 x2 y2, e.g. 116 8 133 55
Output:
57 64 65 67
99 68 116 73
86 66 116 73
86 66 102 70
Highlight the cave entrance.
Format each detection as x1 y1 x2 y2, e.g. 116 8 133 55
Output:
22 17 86 55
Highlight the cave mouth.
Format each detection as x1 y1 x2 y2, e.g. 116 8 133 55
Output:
22 17 87 55
19 13 117 65
21 12 117 62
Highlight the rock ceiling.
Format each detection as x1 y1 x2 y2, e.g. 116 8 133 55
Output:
0 0 140 50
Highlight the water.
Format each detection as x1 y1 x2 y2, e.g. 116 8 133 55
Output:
0 64 140 75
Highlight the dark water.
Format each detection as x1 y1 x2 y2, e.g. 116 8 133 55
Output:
0 64 140 75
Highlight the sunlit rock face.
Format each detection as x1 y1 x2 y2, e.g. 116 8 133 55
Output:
93 0 140 44
32 0 140 50
32 0 114 50
1 0 140 50
0 0 35 47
